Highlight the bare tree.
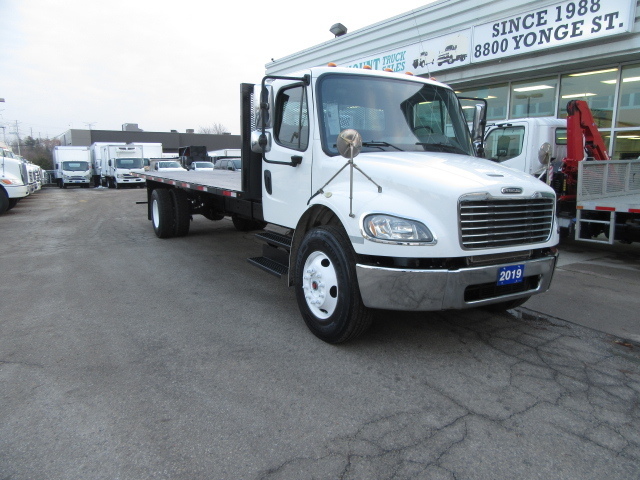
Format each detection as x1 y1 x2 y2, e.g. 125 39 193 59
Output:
198 123 230 135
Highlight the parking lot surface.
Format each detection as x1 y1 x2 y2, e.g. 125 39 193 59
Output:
1 188 639 480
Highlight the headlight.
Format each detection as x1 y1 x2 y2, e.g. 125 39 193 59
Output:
117 173 124 178
363 214 435 244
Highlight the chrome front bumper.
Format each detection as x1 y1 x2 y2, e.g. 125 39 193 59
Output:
355 255 557 311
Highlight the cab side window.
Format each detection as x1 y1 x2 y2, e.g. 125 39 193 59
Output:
274 85 309 151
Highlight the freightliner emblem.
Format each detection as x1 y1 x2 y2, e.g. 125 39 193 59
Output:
501 187 523 194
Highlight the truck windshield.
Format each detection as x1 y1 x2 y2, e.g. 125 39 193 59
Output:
116 158 144 169
62 161 89 171
317 73 473 156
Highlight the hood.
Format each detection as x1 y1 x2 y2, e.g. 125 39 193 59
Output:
351 151 552 197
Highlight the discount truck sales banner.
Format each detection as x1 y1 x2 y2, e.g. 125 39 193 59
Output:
472 0 635 63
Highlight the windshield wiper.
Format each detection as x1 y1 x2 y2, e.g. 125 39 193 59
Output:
361 141 404 152
415 142 467 155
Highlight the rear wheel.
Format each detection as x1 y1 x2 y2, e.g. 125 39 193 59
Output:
294 225 372 343
170 189 191 237
151 189 175 238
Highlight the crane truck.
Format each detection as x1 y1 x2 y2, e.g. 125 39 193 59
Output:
136 66 559 343
484 100 640 244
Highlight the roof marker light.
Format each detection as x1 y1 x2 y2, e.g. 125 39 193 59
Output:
327 62 337 67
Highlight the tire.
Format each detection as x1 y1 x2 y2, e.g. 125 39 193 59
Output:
114 180 119 189
231 215 267 232
150 189 175 238
294 225 373 343
170 189 190 237
482 296 531 312
7 198 18 211
0 190 9 214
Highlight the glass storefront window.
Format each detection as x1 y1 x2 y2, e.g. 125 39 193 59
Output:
457 84 508 122
612 131 640 160
558 68 618 128
510 77 557 118
617 65 640 128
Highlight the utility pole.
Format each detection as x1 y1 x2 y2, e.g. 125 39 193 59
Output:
11 120 21 156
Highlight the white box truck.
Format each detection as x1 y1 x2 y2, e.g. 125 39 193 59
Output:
138 143 163 169
100 144 146 189
90 142 125 187
53 146 92 188
136 66 559 343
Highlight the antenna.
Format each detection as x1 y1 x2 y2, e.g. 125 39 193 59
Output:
84 122 96 130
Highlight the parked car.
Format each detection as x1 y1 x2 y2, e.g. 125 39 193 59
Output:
151 160 185 172
214 158 241 172
189 161 215 171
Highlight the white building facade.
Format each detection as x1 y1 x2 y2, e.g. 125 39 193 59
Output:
266 0 640 159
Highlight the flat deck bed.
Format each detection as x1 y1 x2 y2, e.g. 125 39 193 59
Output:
136 169 243 196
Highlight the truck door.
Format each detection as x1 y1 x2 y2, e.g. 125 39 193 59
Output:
261 80 313 227
484 125 528 174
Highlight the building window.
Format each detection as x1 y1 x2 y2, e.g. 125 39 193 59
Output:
510 77 557 118
457 84 509 121
613 131 640 160
617 64 640 128
558 68 618 128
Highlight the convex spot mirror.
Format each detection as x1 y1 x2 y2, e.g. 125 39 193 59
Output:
337 129 362 159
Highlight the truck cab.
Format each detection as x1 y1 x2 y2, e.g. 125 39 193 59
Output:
0 147 29 214
484 118 567 179
101 145 146 188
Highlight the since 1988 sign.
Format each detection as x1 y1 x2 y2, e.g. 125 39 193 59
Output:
472 0 635 63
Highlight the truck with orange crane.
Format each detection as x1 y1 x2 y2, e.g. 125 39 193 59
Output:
483 100 640 244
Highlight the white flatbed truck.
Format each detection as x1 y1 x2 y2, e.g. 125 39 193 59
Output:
136 66 559 343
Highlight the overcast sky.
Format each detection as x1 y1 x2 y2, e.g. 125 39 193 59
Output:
0 0 432 141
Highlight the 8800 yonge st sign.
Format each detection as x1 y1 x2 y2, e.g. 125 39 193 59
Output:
472 0 635 62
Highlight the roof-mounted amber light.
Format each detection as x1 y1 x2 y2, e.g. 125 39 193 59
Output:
383 68 393 72
363 65 372 70
405 71 414 76
327 62 337 67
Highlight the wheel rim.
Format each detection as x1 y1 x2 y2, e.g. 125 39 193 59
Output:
152 199 160 228
302 251 339 319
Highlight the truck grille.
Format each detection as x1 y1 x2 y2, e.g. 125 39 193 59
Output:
459 197 554 249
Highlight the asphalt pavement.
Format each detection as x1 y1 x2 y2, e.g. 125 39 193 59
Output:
1 187 639 480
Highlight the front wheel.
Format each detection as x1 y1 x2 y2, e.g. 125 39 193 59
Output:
294 225 372 343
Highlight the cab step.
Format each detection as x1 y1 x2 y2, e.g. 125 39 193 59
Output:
247 230 292 278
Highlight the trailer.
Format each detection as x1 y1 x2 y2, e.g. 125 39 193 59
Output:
137 66 559 343
575 159 640 244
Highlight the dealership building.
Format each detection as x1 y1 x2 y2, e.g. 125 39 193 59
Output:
267 0 640 159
